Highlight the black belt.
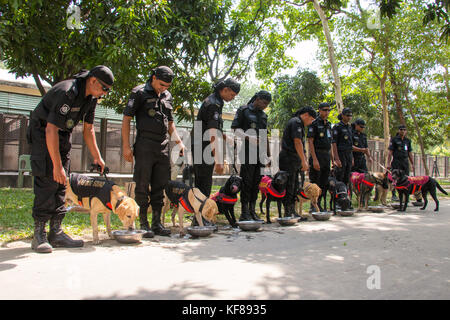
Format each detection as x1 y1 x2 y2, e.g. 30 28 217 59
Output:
137 130 166 143
315 149 330 153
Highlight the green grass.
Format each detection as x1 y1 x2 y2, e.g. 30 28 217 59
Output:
1 184 448 244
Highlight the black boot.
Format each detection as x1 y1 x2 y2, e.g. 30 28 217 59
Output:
31 220 52 253
151 208 171 236
249 201 263 222
139 207 154 238
48 215 84 248
239 202 252 221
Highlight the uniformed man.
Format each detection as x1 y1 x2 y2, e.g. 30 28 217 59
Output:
279 106 317 217
28 65 114 253
191 78 240 198
332 108 354 194
387 124 414 201
351 118 372 173
231 90 271 221
122 66 185 236
307 102 333 212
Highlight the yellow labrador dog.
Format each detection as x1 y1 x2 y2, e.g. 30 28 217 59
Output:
162 180 219 236
295 182 322 217
65 173 139 244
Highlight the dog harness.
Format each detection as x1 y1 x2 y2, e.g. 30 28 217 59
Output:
394 176 429 194
210 192 238 204
166 181 208 215
351 172 375 193
259 175 286 198
69 173 119 210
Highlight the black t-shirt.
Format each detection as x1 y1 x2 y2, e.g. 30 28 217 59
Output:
307 117 332 151
352 128 368 159
389 135 412 160
32 79 97 132
332 121 353 152
123 81 173 145
281 116 305 154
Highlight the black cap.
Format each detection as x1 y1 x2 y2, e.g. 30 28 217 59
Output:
398 124 407 130
295 106 317 118
89 65 114 86
318 102 330 109
153 66 174 83
355 118 366 126
342 108 353 116
255 90 272 102
214 78 241 94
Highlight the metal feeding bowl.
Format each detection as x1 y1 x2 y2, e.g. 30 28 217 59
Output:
391 203 401 209
412 201 423 207
112 230 146 244
238 220 263 231
337 210 354 217
368 206 384 213
186 226 215 237
312 211 332 221
277 217 298 226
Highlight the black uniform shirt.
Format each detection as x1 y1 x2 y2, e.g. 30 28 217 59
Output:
281 117 305 154
192 92 224 151
389 135 412 159
352 128 368 159
32 79 97 132
332 121 353 152
123 81 173 142
307 117 332 151
231 103 268 131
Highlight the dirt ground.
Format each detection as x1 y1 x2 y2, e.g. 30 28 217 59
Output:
1 200 450 300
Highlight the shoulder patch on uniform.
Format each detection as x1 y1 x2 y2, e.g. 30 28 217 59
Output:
59 104 70 115
127 99 134 108
213 112 219 121
309 127 314 132
298 127 303 133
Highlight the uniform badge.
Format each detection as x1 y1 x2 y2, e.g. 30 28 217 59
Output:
355 142 359 146
148 109 156 117
251 123 257 129
127 99 134 108
59 104 70 115
213 112 219 121
344 135 348 140
298 128 302 133
319 132 324 137
66 119 74 129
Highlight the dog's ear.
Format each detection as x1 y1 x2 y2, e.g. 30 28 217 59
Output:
329 179 336 188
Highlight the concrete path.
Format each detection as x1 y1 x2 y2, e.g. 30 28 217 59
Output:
1 201 449 300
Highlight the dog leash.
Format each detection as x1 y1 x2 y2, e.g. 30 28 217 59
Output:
90 163 110 180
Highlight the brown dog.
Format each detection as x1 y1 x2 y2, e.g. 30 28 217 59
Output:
350 172 377 210
372 172 389 206
162 181 219 236
295 182 322 217
65 173 139 244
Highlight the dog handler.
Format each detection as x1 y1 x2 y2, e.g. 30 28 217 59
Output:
279 106 317 217
122 66 185 236
351 118 372 173
191 78 240 197
332 108 354 192
28 65 113 253
387 124 414 201
307 102 333 212
231 90 271 221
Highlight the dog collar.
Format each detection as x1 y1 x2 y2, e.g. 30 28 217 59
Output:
114 196 125 210
211 192 238 204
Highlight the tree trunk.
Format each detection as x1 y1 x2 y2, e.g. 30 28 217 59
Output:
32 73 47 96
312 0 344 112
404 91 429 175
388 66 407 126
380 76 390 166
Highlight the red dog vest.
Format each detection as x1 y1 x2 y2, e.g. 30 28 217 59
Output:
259 176 286 198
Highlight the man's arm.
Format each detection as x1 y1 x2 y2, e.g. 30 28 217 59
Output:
168 121 185 156
45 123 66 185
294 138 308 171
332 143 341 167
83 122 105 172
308 137 320 171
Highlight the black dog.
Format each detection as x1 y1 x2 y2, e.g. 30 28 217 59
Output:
391 169 447 212
182 164 194 187
210 175 242 228
327 176 352 214
259 171 289 223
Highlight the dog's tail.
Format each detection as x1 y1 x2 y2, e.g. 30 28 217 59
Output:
436 182 448 195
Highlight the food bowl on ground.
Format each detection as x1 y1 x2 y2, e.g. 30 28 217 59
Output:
113 229 146 244
368 206 384 213
312 211 332 221
412 201 423 207
277 217 298 226
337 210 354 217
391 203 401 209
186 226 215 237
238 220 263 231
